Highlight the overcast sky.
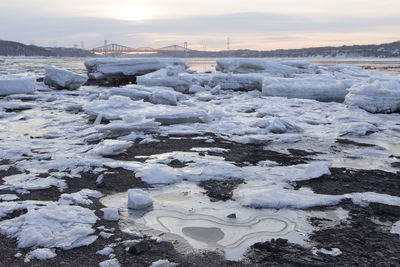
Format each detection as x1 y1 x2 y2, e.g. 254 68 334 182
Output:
1 0 399 50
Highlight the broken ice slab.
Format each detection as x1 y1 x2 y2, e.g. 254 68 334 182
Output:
84 58 188 85
262 77 349 102
0 77 36 96
44 65 88 90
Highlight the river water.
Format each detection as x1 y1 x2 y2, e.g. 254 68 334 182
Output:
1 57 400 77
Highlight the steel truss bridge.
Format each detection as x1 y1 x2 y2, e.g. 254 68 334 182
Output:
92 42 188 55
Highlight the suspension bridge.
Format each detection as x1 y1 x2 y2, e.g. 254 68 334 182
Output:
92 41 189 55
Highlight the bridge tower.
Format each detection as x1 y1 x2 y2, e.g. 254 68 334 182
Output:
104 40 108 55
184 42 188 57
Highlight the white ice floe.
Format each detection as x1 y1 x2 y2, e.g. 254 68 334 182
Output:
150 259 177 267
345 79 400 113
127 189 153 210
216 58 303 76
91 140 132 156
25 248 57 262
85 58 187 81
262 77 349 102
0 77 35 96
59 189 103 205
0 204 98 249
99 258 120 267
44 65 88 90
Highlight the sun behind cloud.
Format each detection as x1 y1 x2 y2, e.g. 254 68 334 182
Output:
113 6 153 21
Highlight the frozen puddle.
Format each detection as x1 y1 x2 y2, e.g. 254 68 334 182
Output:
101 182 347 260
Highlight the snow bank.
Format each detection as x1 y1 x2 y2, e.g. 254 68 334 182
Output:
0 204 98 249
345 80 400 113
44 65 88 90
0 78 35 96
84 58 187 83
127 189 153 209
262 77 349 102
216 58 303 76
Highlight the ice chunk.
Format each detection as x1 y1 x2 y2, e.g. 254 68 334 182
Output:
95 116 160 136
137 68 192 93
150 259 177 267
312 247 342 257
109 86 151 100
391 220 400 237
262 77 349 102
235 186 343 209
59 189 103 206
84 58 187 84
0 194 18 201
99 258 120 267
103 208 119 221
345 80 400 113
150 90 178 105
25 248 57 261
44 65 88 90
0 204 98 249
127 189 153 210
339 122 378 136
208 73 263 91
96 247 114 256
91 140 132 156
137 165 179 184
216 58 302 76
1 173 66 191
0 78 35 96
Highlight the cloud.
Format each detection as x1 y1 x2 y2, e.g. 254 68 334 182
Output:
0 11 399 49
